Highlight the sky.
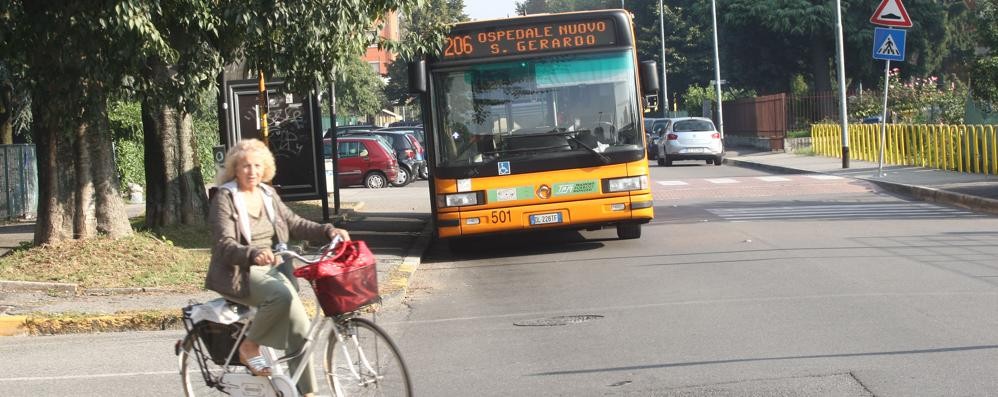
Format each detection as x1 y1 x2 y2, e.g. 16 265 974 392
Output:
463 0 519 20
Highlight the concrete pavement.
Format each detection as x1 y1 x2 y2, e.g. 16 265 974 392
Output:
2 148 997 336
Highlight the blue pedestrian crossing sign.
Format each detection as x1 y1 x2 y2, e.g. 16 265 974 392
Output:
872 27 906 62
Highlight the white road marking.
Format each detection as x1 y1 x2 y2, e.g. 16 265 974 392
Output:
705 178 738 184
756 176 791 182
805 175 844 180
0 370 177 382
657 180 689 186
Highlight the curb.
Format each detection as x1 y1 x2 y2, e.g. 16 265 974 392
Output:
381 217 434 309
0 280 78 295
0 315 26 336
726 158 817 175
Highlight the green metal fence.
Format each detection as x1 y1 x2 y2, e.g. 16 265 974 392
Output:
1 144 38 221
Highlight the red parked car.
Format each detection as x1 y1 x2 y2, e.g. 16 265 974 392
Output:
324 137 399 189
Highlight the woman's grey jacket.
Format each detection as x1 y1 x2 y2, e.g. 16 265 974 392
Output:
206 182 335 298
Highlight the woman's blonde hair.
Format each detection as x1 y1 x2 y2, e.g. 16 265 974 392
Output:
215 139 277 185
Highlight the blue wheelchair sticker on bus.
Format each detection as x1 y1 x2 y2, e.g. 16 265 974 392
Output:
498 161 511 175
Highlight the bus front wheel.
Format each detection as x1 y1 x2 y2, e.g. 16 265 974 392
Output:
616 224 641 240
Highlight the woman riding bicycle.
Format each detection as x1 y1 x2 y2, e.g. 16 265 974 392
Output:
206 139 350 397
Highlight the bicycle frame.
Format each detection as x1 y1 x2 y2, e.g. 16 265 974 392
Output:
181 245 385 396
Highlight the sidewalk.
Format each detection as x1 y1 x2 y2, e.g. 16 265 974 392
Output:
2 150 997 336
0 185 432 336
727 149 998 215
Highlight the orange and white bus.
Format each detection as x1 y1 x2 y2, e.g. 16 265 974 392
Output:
409 9 659 244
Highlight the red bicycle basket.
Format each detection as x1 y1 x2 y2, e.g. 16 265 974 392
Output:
293 240 378 315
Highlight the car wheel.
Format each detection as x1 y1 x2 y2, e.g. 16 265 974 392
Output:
364 172 388 189
714 157 723 166
390 167 411 187
616 223 641 239
664 156 673 166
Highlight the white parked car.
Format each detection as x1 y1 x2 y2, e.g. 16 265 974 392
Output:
655 117 724 166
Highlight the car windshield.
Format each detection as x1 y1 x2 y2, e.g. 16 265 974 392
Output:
673 119 715 132
432 50 641 167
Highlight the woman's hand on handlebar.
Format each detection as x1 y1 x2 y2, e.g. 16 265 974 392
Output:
328 227 350 243
253 249 277 266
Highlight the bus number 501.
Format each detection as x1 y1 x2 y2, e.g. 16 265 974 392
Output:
444 35 474 57
490 209 511 224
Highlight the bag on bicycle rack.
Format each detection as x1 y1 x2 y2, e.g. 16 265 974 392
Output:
293 240 378 315
182 300 252 366
196 321 245 366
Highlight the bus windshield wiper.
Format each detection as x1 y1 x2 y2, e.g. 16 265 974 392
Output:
565 133 611 164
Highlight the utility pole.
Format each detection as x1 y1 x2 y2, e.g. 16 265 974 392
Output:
710 0 724 137
659 0 669 115
834 0 850 168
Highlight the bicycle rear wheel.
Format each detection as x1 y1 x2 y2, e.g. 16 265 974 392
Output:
178 332 229 396
324 317 412 396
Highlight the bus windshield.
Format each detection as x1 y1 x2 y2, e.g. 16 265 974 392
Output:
433 50 642 168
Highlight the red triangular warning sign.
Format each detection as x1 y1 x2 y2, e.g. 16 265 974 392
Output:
870 0 912 27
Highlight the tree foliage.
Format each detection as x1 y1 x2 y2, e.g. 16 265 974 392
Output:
384 0 466 107
971 0 998 102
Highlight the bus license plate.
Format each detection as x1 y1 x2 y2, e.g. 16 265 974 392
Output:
530 212 562 225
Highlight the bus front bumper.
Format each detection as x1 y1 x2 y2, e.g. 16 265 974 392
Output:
437 193 654 239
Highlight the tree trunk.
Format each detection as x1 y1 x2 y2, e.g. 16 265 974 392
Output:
32 81 132 245
0 82 12 144
141 60 209 230
88 89 132 238
32 83 76 244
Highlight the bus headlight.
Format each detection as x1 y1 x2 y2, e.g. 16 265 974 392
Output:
438 191 484 208
603 175 648 193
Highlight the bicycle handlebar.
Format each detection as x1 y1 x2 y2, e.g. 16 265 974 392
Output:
272 235 343 265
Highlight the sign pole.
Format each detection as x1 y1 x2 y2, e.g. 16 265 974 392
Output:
878 59 890 177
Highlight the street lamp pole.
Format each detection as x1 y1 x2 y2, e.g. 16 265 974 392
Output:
659 0 669 114
710 0 724 137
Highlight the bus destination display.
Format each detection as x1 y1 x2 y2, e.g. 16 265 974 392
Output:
442 18 617 60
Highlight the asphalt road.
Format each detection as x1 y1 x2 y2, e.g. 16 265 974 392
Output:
395 161 998 396
2 162 997 396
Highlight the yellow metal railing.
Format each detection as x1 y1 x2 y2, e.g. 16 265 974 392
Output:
811 124 998 175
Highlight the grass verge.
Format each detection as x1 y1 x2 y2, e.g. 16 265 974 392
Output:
0 202 335 291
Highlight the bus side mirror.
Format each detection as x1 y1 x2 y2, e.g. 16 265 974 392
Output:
639 61 659 95
408 60 427 94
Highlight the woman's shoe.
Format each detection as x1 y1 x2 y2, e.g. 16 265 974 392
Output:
240 353 272 376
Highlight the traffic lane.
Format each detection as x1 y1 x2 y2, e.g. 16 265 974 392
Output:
0 329 342 396
0 331 187 396
401 220 998 394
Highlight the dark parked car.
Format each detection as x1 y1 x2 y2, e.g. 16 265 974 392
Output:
377 126 425 147
375 128 428 179
324 124 377 138
323 136 399 188
643 117 672 160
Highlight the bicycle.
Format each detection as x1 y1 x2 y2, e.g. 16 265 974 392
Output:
174 240 412 397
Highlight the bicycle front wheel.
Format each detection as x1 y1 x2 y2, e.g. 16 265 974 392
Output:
324 317 412 396
178 333 229 397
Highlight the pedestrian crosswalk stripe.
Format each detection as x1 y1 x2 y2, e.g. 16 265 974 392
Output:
805 175 844 180
657 180 689 186
756 176 791 182
705 178 738 184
